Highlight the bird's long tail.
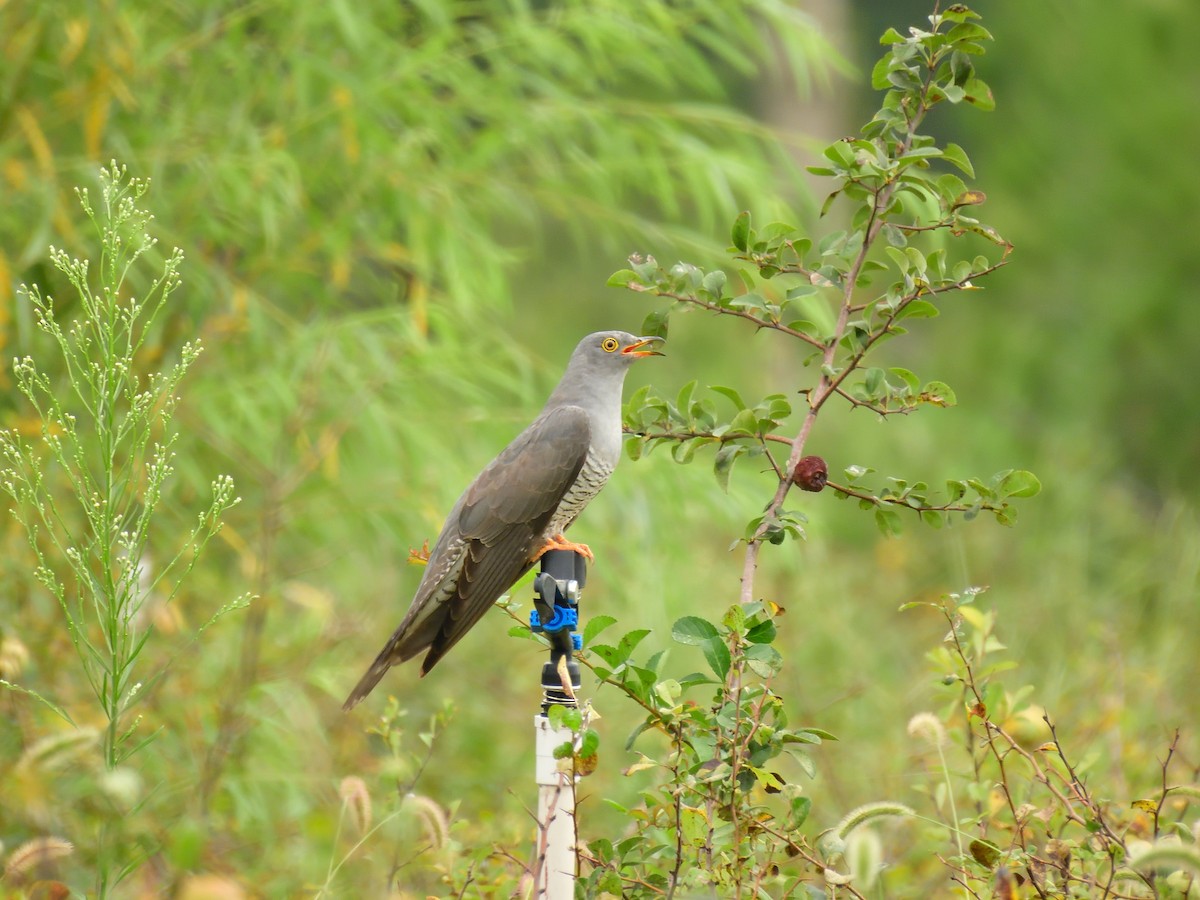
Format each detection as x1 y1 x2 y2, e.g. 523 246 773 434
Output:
343 625 434 710
342 655 393 711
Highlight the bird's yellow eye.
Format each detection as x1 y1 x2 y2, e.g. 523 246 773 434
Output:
601 337 619 352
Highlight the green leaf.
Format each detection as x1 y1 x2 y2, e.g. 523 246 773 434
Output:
702 269 727 296
822 140 855 168
547 704 582 731
725 407 759 436
940 142 975 177
946 22 994 45
671 440 698 464
1000 469 1042 498
702 639 732 680
920 381 957 407
864 367 884 396
744 644 783 678
607 268 639 287
679 805 709 846
940 6 982 23
962 76 996 111
882 223 908 248
578 729 599 757
901 146 944 160
675 380 696 418
786 795 813 830
896 300 939 320
710 385 746 410
879 27 905 45
745 619 777 644
819 189 841 217
640 307 669 339
713 443 744 493
796 727 839 741
889 367 920 392
874 507 903 537
728 292 767 313
870 55 892 90
618 628 651 658
760 221 798 242
671 616 720 645
672 617 731 680
731 211 751 252
582 614 617 647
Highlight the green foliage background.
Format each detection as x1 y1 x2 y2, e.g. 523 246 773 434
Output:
1 0 1197 895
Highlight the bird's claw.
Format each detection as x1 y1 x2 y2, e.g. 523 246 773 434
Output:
533 533 594 562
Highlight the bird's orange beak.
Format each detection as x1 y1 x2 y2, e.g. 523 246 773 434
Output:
622 336 665 357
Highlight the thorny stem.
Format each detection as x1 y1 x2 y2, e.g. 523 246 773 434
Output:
1042 716 1130 856
940 603 1040 886
665 721 686 900
736 60 939 606
1152 729 1181 840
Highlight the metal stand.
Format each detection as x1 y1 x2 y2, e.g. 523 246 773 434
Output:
530 549 586 898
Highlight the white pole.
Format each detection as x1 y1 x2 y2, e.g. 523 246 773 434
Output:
534 713 577 897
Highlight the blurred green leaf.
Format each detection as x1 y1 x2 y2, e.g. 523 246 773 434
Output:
608 269 640 287
874 507 903 536
1000 469 1042 498
731 211 751 252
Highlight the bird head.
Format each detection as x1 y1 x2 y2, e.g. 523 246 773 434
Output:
546 331 664 409
583 331 665 366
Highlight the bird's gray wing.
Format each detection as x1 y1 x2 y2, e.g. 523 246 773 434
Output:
421 404 591 672
342 405 589 708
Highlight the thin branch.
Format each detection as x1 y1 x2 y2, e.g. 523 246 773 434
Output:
1153 729 1181 839
828 480 1003 516
832 385 919 416
623 425 793 446
632 285 827 350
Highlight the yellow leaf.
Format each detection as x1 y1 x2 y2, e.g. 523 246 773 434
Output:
333 86 360 163
409 277 429 335
952 190 987 209
624 758 662 777
60 18 90 66
957 605 988 631
0 249 10 358
3 158 29 190
330 253 350 290
15 105 54 176
84 70 113 158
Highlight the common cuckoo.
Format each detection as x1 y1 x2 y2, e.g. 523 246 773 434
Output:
343 331 662 709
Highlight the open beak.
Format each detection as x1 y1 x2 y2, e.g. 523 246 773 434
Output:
622 335 666 358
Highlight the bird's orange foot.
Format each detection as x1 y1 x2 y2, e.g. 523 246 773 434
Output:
533 533 594 562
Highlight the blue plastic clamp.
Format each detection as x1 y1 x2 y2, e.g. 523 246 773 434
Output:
529 606 578 634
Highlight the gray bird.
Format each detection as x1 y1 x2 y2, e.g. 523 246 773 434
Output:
343 331 663 709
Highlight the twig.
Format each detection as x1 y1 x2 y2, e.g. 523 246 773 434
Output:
1153 729 1181 839
634 285 826 350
